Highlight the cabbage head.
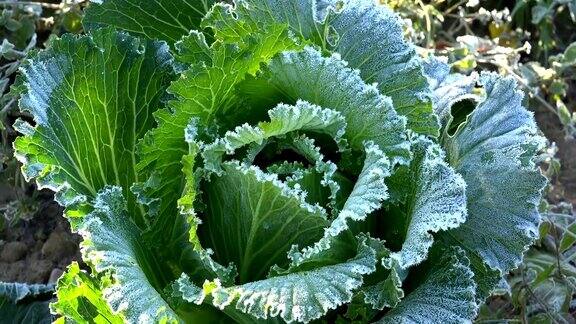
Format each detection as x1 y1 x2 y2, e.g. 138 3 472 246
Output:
13 0 545 322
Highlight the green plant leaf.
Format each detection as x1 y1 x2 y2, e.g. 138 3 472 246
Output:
561 41 576 66
0 282 53 324
137 17 300 251
200 161 329 283
442 72 546 291
135 125 236 288
288 141 390 267
328 0 439 137
79 186 179 322
226 0 326 44
259 46 410 166
50 262 123 323
199 101 346 215
235 0 438 137
422 56 478 127
201 101 347 175
384 136 467 269
362 268 403 311
177 235 377 323
0 282 53 302
357 236 404 312
83 0 216 45
560 221 576 252
275 134 352 212
376 248 477 323
13 27 175 227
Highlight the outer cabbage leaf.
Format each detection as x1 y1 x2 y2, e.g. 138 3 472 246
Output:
442 72 546 294
376 248 477 323
79 186 178 322
385 137 467 269
50 262 123 323
217 0 327 46
0 283 53 302
463 251 501 303
422 56 478 127
13 27 174 227
84 0 215 45
174 30 212 65
329 0 438 137
0 282 54 324
176 235 377 323
235 0 438 137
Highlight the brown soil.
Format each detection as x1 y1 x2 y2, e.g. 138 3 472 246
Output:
535 104 576 205
0 188 81 284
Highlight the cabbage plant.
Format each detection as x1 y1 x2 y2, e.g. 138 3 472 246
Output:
13 0 546 322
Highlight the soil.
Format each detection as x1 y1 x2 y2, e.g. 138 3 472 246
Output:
0 187 81 284
535 103 576 205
